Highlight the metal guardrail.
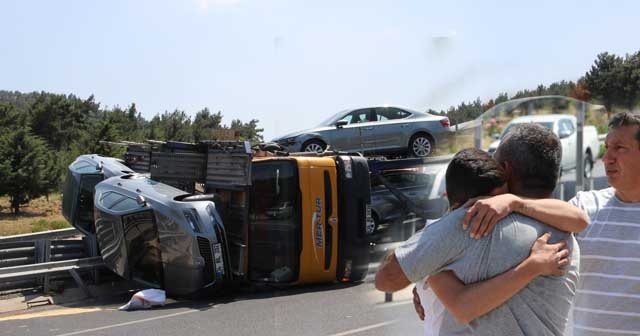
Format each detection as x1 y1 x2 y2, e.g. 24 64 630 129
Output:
0 257 105 297
0 257 104 280
0 228 101 295
0 228 80 244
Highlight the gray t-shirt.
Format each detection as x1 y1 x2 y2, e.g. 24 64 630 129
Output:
570 188 640 336
395 208 580 336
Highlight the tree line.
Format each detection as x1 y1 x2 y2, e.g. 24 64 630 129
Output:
0 91 263 213
430 50 640 124
1 49 638 214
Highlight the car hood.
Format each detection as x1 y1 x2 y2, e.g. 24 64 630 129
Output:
272 126 334 142
272 130 307 141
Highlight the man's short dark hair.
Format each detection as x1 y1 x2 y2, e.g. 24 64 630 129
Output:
445 148 505 206
608 112 640 143
497 123 561 197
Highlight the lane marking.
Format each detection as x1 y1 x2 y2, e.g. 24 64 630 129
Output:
327 320 396 336
375 300 412 309
54 310 197 336
0 308 104 321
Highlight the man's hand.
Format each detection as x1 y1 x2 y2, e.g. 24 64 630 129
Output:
463 194 521 239
525 232 570 276
412 286 425 321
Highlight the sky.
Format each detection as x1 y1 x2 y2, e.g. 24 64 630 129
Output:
1 0 639 140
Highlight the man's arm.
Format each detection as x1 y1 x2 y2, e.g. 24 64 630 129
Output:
426 233 569 324
463 194 588 238
375 252 411 292
376 210 471 292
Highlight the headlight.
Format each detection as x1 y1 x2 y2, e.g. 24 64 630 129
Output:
183 209 201 232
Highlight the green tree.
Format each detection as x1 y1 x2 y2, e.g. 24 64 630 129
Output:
160 109 193 142
28 93 93 151
495 92 510 104
0 103 20 129
0 128 60 214
584 52 624 118
192 108 223 141
620 52 640 111
230 118 264 143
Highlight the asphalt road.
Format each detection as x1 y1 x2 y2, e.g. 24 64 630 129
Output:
0 160 609 336
1 282 422 336
556 159 608 201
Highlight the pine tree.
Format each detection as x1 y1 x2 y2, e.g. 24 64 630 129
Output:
0 128 60 214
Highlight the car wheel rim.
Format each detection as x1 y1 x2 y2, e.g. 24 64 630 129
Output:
305 143 323 153
412 137 431 157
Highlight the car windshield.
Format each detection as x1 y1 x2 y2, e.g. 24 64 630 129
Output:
500 121 554 139
317 109 352 126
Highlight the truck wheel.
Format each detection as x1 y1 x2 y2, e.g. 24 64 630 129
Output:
371 213 380 234
409 133 434 157
584 152 594 179
301 139 326 153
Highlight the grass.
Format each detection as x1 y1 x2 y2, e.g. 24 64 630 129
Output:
0 193 69 236
30 219 71 233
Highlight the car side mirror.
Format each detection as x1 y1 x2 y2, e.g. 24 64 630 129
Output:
558 129 572 139
335 120 348 128
492 133 500 140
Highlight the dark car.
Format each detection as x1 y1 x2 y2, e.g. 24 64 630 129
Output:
369 167 448 241
272 106 451 157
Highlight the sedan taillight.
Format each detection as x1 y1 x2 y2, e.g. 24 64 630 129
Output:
440 119 450 128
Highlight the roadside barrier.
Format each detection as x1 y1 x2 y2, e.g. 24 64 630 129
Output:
0 228 102 296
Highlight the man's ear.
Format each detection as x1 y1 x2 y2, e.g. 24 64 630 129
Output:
501 160 513 180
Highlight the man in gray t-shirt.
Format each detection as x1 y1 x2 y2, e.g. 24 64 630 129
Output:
396 208 579 335
376 124 580 335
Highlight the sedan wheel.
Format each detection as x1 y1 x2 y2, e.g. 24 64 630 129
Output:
303 140 326 153
411 135 433 157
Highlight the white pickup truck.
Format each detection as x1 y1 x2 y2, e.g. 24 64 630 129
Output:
487 114 600 178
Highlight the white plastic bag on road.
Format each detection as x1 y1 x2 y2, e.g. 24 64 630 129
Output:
118 289 166 311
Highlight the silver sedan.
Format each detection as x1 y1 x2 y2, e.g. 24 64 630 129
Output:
272 106 452 157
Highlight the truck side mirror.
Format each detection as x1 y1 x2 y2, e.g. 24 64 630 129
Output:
336 120 348 129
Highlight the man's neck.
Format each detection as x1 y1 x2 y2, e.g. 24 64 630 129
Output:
615 188 640 203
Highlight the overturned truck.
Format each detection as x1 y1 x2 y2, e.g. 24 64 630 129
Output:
62 141 374 296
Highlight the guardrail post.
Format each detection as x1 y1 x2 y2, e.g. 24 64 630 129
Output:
575 101 585 195
34 239 51 292
83 235 100 284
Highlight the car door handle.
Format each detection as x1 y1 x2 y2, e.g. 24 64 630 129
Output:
364 127 374 130
400 124 409 128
